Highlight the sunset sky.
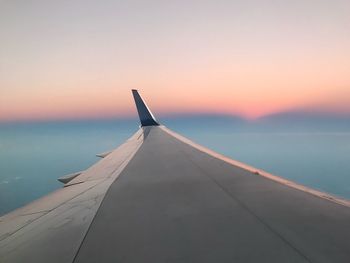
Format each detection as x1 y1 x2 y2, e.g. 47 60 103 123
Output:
1 0 350 122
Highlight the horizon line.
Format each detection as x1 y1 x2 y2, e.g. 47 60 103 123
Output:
1 110 350 125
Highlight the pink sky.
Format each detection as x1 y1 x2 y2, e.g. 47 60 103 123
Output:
1 0 350 122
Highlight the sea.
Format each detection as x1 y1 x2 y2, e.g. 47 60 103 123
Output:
1 115 350 216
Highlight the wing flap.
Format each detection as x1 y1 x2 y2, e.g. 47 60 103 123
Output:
57 171 82 184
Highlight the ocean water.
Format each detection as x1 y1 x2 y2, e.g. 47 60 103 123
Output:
1 117 350 216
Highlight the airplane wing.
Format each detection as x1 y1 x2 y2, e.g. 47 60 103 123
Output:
1 90 350 263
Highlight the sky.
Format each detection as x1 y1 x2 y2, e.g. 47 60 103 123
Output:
1 0 350 122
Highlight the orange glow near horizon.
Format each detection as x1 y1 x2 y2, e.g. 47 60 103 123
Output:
1 1 350 122
2 54 350 122
1 79 349 122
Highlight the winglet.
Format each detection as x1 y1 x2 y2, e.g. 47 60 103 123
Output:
132 90 159 126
